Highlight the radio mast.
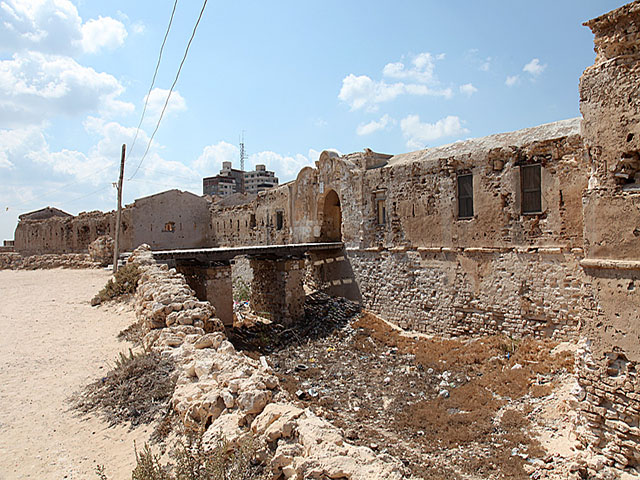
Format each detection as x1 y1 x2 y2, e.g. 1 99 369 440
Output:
239 131 246 172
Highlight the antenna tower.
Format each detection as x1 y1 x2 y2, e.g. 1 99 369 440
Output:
239 131 246 172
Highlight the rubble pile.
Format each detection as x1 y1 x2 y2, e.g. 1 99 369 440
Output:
131 246 224 332
0 252 98 270
88 235 114 266
128 245 407 480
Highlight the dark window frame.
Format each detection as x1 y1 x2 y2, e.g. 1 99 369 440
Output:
457 173 474 219
275 210 284 230
376 198 386 225
521 164 542 214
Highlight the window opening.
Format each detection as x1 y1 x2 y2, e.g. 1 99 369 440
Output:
457 174 473 218
521 164 542 214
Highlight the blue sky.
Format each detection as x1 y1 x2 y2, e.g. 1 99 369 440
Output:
0 0 628 241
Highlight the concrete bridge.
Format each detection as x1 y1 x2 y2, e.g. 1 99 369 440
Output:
152 242 354 326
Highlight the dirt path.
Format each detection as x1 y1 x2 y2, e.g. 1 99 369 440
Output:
0 269 149 480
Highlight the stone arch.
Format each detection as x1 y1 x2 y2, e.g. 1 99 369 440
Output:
318 189 342 242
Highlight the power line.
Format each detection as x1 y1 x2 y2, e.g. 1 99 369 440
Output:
3 164 114 213
129 0 209 180
127 0 179 159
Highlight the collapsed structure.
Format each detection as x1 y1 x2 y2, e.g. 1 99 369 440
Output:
6 1 640 471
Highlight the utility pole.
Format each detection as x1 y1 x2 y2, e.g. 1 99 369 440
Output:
113 144 126 273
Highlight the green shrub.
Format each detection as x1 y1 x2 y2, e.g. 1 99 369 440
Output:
233 279 251 303
96 263 141 302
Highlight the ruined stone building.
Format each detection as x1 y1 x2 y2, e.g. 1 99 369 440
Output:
9 1 640 469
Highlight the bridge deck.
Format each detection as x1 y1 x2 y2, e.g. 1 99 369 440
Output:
152 242 344 263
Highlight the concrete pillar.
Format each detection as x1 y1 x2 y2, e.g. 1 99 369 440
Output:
249 257 305 324
204 263 233 326
176 262 234 326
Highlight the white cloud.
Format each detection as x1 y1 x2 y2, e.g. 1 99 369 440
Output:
356 114 394 136
523 58 546 76
131 21 146 35
382 52 444 83
307 148 342 164
459 83 478 97
0 0 127 55
143 88 187 125
400 114 469 150
0 125 46 167
0 153 13 169
81 16 127 54
0 51 133 128
505 75 519 87
249 151 315 178
339 52 453 111
313 117 327 127
339 74 452 111
193 141 239 173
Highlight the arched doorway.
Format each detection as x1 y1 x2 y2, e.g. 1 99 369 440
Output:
320 189 342 242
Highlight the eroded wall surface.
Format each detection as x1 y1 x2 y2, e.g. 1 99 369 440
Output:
10 1 640 468
575 1 640 469
14 209 132 256
132 190 211 250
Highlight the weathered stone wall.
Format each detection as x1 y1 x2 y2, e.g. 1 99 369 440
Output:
347 248 584 339
0 252 98 270
574 1 640 470
14 209 132 256
210 185 292 247
131 189 211 250
293 121 588 339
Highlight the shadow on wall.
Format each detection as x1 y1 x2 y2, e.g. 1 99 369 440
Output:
319 189 342 242
308 247 362 304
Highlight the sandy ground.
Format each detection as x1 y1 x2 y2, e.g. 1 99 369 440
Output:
0 268 150 480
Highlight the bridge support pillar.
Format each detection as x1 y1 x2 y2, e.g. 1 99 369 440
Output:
176 262 234 327
249 257 305 325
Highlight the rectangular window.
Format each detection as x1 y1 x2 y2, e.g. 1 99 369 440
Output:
276 211 284 230
457 174 473 218
377 199 386 225
521 164 542 214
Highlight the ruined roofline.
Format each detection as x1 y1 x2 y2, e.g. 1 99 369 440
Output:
387 117 581 167
583 0 640 31
18 206 72 221
133 188 204 203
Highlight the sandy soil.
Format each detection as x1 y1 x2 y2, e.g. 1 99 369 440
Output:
0 268 149 480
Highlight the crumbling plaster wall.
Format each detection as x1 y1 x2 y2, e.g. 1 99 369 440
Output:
210 184 292 247
14 209 133 256
573 2 640 469
132 190 211 251
579 0 640 363
309 121 589 338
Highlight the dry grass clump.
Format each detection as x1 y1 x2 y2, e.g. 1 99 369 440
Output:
100 433 267 480
75 349 176 428
118 319 148 345
95 263 141 303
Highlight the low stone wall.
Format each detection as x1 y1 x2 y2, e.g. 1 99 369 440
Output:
347 247 584 339
575 344 640 470
128 245 406 479
0 252 99 270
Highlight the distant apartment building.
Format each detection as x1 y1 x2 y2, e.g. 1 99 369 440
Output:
244 164 279 194
203 162 278 196
203 161 244 196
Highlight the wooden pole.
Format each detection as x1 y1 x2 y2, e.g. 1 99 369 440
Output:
113 144 126 273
